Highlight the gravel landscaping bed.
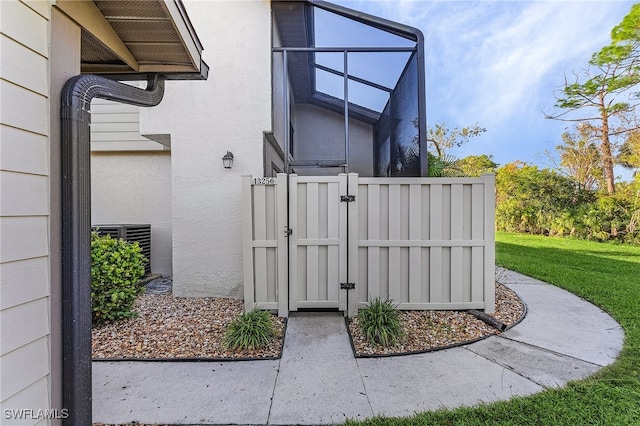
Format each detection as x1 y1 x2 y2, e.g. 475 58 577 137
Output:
92 296 285 360
348 283 525 356
92 284 524 360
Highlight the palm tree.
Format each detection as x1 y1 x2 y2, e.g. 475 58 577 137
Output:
427 152 463 177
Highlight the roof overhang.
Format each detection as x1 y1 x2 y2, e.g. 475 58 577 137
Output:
55 0 208 80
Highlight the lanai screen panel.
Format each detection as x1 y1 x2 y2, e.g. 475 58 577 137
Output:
375 52 420 177
272 0 426 176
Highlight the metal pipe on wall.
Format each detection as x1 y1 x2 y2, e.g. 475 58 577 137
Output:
343 50 349 174
283 50 290 174
60 74 165 426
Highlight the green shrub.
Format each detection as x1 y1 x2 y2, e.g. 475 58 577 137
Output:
494 162 640 243
91 231 147 324
225 308 277 351
358 297 404 347
495 163 594 235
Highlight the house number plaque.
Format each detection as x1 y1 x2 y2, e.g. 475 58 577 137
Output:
254 177 276 185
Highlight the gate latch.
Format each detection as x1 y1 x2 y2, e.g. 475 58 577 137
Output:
340 195 356 202
340 282 355 290
284 227 293 237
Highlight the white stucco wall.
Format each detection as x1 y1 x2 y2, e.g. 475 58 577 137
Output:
91 152 173 277
140 0 272 297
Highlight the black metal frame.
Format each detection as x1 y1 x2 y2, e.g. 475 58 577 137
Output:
313 0 427 178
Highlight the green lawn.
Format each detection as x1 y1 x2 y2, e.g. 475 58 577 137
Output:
347 232 640 425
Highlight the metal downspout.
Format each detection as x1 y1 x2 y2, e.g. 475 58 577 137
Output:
60 74 165 426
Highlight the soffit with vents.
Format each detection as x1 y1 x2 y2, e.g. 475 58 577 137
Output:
56 0 207 80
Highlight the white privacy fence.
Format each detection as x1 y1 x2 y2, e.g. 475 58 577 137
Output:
242 173 495 317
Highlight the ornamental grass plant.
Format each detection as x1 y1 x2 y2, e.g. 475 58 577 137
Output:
224 308 277 351
358 297 404 347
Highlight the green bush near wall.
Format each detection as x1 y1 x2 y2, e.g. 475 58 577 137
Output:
91 231 147 325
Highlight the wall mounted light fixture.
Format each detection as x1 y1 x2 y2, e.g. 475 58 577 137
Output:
222 151 234 169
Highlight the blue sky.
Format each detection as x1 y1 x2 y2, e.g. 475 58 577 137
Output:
331 0 637 179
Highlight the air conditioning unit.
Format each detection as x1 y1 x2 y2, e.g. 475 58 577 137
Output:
91 224 152 276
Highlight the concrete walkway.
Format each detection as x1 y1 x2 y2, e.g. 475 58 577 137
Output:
93 269 624 425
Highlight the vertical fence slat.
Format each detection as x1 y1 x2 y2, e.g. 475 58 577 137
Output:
328 180 340 305
471 183 484 304
318 182 329 301
276 173 288 316
254 185 268 304
483 174 496 313
429 184 443 303
472 183 484 240
409 184 422 304
357 181 367 306
421 185 430 302
266 186 276 302
451 252 464 302
471 247 483 302
388 183 401 302
450 184 463 302
242 175 255 312
347 173 359 317
288 174 299 311
462 246 471 302
339 175 349 311
367 184 381 300
255 249 268 304
254 185 267 239
306 182 319 301
450 184 464 238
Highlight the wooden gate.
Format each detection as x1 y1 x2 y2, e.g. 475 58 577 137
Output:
243 173 496 317
288 175 348 311
241 174 288 316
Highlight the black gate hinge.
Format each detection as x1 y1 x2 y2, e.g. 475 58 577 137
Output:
340 282 355 290
340 195 356 202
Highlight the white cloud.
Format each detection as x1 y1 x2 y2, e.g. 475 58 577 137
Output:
334 0 636 165
469 2 623 124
